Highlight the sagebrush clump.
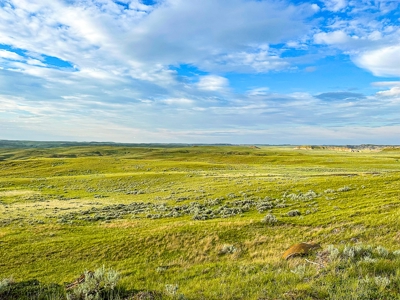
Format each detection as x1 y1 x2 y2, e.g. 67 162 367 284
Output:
261 213 277 225
66 266 120 300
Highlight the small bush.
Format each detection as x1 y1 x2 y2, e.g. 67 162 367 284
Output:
392 250 400 256
220 245 237 255
66 266 120 300
290 264 306 279
287 210 301 217
261 213 278 225
337 186 351 192
374 276 391 289
0 277 13 291
375 246 389 258
327 245 340 261
165 284 179 296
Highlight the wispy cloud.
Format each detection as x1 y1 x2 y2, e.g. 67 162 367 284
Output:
197 75 229 92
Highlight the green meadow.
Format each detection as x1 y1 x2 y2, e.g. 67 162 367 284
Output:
1 144 400 299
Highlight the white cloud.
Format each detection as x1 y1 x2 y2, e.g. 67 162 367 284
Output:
323 0 347 12
354 45 400 77
205 47 290 73
311 4 320 12
314 31 350 44
0 50 24 60
161 98 194 105
1 80 400 144
197 75 229 92
376 87 400 97
368 31 382 41
247 88 270 97
26 59 46 66
372 81 400 87
0 0 313 81
310 0 400 78
372 81 400 98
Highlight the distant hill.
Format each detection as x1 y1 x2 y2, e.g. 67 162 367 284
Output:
294 144 400 152
0 140 232 149
1 140 398 150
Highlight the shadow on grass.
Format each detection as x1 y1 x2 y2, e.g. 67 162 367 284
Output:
0 279 164 300
0 279 64 300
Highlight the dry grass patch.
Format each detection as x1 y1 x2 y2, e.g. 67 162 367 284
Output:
0 190 39 197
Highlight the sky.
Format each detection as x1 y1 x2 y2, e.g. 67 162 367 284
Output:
0 0 400 144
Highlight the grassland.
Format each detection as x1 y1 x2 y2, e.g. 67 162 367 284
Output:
1 144 400 299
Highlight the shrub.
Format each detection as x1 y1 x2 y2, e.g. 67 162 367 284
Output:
392 250 400 256
290 264 306 279
220 245 237 255
256 201 273 212
327 245 340 261
337 186 351 192
66 266 120 300
375 246 389 258
374 276 391 289
0 277 13 291
165 284 179 296
261 213 278 225
287 210 301 217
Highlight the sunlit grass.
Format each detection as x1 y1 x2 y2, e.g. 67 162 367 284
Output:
1 145 400 299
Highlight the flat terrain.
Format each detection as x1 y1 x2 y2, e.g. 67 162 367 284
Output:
1 145 400 299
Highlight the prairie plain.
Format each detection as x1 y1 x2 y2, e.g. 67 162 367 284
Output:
1 144 400 299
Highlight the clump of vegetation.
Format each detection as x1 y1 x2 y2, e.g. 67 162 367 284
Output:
337 185 351 192
285 190 318 201
0 277 13 290
219 245 237 255
66 266 120 300
310 244 400 299
287 209 301 217
261 213 278 225
56 196 288 222
164 284 179 296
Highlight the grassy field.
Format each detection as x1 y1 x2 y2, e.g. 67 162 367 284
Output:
1 145 400 299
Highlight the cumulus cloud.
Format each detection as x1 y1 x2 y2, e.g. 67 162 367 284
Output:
372 81 400 98
310 0 400 78
354 45 400 77
314 31 350 45
376 87 400 97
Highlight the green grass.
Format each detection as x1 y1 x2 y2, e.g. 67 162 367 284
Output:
1 145 400 299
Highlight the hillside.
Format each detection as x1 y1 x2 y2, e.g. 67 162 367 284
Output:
1 145 400 299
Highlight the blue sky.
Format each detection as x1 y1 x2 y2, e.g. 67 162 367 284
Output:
0 0 400 144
